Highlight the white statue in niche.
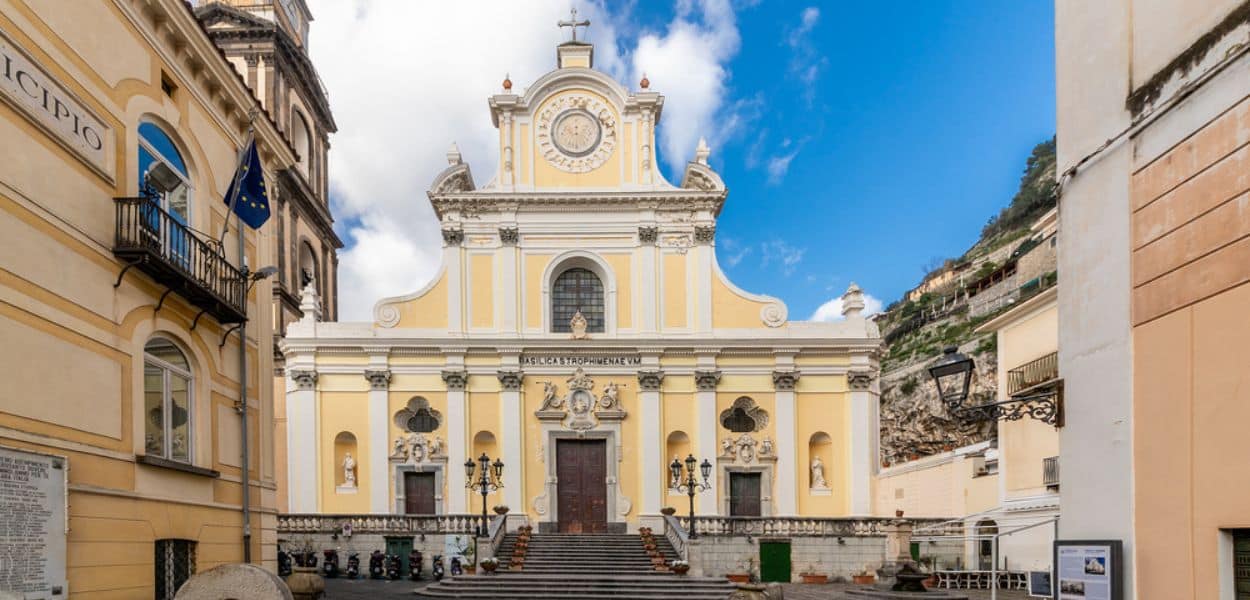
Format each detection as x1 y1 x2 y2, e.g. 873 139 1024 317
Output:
343 452 357 488
811 455 828 489
392 437 407 459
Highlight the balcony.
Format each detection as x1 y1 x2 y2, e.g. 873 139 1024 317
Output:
1007 351 1059 396
113 197 246 324
1043 455 1059 489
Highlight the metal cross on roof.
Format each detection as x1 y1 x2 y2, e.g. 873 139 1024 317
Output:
558 7 591 41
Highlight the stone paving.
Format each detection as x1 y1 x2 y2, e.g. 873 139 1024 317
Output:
323 577 1037 599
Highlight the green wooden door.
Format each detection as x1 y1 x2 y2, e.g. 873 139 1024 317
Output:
385 536 414 573
759 541 791 583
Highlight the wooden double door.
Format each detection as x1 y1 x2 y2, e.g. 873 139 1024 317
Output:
403 472 436 514
729 472 762 517
556 439 608 533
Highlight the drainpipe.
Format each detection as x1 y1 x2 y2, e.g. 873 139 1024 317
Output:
238 222 252 563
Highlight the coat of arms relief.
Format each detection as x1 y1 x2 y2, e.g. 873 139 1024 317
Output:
535 367 627 431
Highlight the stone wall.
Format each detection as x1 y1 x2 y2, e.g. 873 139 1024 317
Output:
687 535 965 581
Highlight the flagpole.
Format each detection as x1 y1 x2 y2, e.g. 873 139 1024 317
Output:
236 112 257 564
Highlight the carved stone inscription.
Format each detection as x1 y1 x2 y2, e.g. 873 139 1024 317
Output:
0 446 67 596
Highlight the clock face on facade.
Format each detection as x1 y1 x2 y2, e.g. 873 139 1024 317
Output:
552 110 601 157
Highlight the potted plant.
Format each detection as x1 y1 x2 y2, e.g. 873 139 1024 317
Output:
895 509 905 518
852 565 876 585
727 557 753 583
800 563 828 584
493 505 510 515
660 507 677 516
671 560 690 575
480 557 499 574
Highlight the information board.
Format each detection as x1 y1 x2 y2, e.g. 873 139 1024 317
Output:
1054 540 1122 600
1029 570 1052 597
0 446 68 597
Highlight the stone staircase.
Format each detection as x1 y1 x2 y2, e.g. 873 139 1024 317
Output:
415 532 736 599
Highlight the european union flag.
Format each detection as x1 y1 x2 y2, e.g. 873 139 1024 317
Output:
223 137 270 229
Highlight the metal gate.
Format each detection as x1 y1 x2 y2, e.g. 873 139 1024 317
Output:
759 540 791 583
385 536 414 573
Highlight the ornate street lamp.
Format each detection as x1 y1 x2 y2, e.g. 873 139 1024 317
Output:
928 346 1063 426
670 454 713 539
465 453 504 537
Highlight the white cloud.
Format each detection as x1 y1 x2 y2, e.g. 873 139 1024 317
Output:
307 1 741 320
786 7 820 48
632 0 741 175
719 237 752 268
808 292 884 322
759 239 805 276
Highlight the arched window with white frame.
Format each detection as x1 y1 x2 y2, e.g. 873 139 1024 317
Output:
143 337 193 463
138 121 192 226
551 267 605 333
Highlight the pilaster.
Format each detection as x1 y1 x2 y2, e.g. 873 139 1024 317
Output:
848 366 878 516
694 360 721 515
772 367 800 516
497 367 524 510
286 368 318 512
443 366 468 512
637 368 665 514
364 363 391 513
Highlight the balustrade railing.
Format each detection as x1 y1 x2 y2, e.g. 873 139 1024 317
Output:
278 513 481 535
486 514 508 559
1007 351 1059 396
662 514 689 560
678 516 958 537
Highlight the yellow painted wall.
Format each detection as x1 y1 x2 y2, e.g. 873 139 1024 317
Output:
796 391 849 515
392 272 449 329
711 269 774 329
661 395 696 514
530 89 621 188
524 253 550 329
468 386 503 510
995 302 1059 496
603 253 632 329
318 392 370 513
469 253 494 329
662 253 687 329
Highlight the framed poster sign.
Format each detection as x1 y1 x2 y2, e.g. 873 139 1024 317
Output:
1054 540 1122 600
1029 570 1053 597
0 446 69 597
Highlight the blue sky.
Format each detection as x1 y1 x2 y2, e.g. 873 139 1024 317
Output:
655 1 1058 317
313 1 1056 321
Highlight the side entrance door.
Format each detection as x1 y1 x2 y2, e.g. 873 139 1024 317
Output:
729 472 762 517
556 439 608 533
403 472 436 514
385 536 414 573
759 540 791 583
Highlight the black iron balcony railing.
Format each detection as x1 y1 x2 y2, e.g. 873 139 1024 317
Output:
1007 351 1059 396
113 197 246 324
1043 455 1060 488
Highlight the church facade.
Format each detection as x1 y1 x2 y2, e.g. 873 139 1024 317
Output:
281 40 881 531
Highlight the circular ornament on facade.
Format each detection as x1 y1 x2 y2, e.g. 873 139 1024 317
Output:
537 94 617 173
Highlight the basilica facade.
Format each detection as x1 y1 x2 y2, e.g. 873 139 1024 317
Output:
281 40 881 532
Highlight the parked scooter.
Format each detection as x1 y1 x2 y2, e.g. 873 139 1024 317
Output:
386 554 403 580
449 556 463 577
321 549 340 578
277 549 292 577
345 552 360 579
408 549 423 580
296 551 317 569
431 555 445 581
368 550 386 579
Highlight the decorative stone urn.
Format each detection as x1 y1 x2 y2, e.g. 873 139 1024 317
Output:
285 566 325 600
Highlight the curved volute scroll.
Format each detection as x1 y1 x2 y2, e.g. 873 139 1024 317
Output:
429 142 475 195
681 137 726 193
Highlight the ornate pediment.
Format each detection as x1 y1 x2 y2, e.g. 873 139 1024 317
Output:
534 368 627 430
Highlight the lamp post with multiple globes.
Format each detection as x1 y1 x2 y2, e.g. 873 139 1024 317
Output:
669 454 713 539
464 453 504 538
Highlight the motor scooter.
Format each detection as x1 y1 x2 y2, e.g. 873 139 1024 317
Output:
345 552 360 579
431 555 445 581
386 554 403 580
408 549 423 580
449 556 463 577
277 549 292 577
321 549 340 578
368 550 385 579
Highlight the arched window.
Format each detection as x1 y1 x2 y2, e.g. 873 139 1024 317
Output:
144 337 193 463
551 267 604 333
291 111 311 178
138 122 191 225
720 397 769 433
298 241 318 291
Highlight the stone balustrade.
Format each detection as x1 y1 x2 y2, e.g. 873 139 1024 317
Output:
678 516 960 537
277 513 481 535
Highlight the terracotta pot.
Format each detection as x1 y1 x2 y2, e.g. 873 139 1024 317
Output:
660 507 677 516
481 561 498 573
672 563 690 575
651 557 667 566
286 566 325 600
644 543 657 551
493 506 510 515
801 574 828 584
727 574 751 583
895 509 905 518
852 575 875 585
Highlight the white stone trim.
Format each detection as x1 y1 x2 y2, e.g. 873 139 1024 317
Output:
640 387 662 514
368 385 389 513
500 387 524 511
286 372 318 512
539 249 618 335
773 388 797 515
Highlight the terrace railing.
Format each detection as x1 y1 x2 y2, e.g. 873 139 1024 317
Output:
277 513 481 535
677 516 958 537
1007 351 1059 396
